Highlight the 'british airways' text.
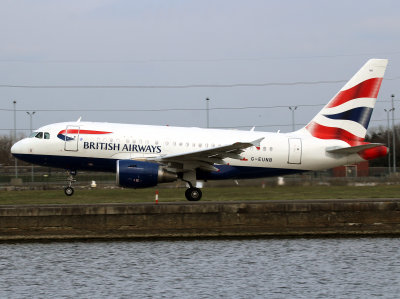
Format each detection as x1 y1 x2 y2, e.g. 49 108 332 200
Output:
83 142 162 153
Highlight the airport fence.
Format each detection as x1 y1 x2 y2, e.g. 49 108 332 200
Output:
1 165 400 191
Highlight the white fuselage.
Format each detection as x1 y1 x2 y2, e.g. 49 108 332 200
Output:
11 121 364 177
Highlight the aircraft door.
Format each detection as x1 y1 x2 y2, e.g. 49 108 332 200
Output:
64 125 80 151
288 138 302 164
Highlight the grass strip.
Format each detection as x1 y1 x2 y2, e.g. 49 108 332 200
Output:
0 185 399 205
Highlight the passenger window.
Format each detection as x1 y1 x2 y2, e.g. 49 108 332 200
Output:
35 132 43 139
44 132 50 139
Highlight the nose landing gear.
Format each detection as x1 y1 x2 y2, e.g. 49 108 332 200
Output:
64 170 76 196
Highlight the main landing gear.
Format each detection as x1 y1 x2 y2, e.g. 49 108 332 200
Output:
64 170 76 196
184 182 202 201
185 187 202 201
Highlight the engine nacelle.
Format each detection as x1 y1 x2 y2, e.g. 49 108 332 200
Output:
116 160 177 188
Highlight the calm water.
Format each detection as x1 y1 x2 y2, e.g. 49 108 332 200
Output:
0 238 399 298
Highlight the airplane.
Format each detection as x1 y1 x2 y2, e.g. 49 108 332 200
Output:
11 59 388 201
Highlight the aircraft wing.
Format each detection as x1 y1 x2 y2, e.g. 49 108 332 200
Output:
149 137 264 172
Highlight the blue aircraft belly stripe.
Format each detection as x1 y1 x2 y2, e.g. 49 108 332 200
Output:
13 153 308 179
323 107 373 129
12 153 117 172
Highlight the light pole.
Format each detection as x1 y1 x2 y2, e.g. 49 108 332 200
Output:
26 111 36 182
206 98 210 128
384 108 392 174
26 112 35 133
13 100 18 178
289 106 297 132
391 94 396 173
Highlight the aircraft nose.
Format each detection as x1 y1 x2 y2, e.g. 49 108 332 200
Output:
11 140 25 155
11 141 18 155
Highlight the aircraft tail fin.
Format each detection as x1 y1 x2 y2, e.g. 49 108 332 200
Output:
304 59 388 146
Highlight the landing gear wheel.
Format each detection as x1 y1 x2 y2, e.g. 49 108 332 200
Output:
64 170 77 196
185 187 202 201
64 186 74 196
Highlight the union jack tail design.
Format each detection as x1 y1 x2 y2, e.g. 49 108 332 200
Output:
305 59 388 146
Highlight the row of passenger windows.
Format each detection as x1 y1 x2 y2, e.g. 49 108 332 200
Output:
94 137 221 148
30 132 50 139
91 136 273 151
27 131 273 151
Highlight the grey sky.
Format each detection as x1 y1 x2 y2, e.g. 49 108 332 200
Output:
1 0 399 135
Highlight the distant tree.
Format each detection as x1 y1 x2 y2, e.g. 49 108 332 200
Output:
365 125 400 167
0 133 27 166
0 135 13 166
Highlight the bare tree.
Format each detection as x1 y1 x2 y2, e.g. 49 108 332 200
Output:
0 135 13 166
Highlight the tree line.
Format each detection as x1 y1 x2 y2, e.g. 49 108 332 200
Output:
0 133 27 166
365 125 400 168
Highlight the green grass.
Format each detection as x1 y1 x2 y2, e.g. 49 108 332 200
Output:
0 185 400 205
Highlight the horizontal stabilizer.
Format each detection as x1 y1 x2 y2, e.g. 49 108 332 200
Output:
326 143 384 155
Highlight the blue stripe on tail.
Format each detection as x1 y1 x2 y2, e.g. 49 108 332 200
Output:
323 107 373 129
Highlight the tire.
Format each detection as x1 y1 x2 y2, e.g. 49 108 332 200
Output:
64 186 74 196
185 187 202 201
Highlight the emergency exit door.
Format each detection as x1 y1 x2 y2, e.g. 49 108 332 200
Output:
288 138 302 164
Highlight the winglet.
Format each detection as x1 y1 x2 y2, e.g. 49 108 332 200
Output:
250 137 264 147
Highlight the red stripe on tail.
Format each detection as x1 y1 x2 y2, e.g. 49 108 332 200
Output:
326 77 383 108
306 121 363 146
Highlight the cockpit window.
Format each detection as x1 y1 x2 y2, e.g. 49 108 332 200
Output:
29 132 50 139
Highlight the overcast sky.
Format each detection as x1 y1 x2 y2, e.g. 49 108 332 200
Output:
1 0 400 136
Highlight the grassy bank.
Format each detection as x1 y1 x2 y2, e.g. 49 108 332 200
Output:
0 185 400 205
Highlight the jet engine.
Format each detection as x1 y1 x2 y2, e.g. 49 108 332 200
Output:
116 160 177 188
